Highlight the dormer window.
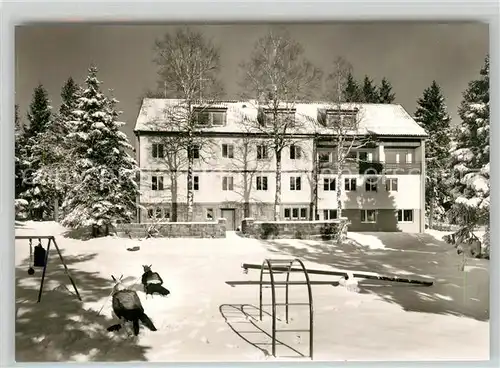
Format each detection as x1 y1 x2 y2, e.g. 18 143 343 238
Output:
324 109 357 128
193 107 227 127
258 108 295 127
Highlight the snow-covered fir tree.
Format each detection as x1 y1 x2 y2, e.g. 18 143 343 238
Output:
343 72 361 102
15 104 25 194
414 80 452 227
361 75 379 103
61 66 139 235
378 78 396 103
447 55 490 257
31 77 82 221
15 104 29 217
19 84 53 220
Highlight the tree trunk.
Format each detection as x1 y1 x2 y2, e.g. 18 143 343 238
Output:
336 145 343 220
336 145 345 244
429 199 434 229
53 198 59 222
187 151 194 222
311 136 319 220
170 171 178 222
243 142 250 218
274 149 282 221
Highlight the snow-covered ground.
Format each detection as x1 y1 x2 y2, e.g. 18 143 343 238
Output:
15 222 489 362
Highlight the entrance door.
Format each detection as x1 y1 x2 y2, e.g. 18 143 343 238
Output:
221 209 236 231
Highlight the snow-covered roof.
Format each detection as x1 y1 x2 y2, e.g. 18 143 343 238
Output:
134 98 428 138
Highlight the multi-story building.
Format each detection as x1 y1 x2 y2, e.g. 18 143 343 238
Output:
134 98 427 233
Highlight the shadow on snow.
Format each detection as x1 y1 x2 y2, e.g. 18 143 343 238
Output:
256 233 489 322
15 249 151 362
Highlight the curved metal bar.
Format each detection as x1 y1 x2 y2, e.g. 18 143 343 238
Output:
292 258 314 360
263 259 278 358
259 259 266 321
284 260 293 324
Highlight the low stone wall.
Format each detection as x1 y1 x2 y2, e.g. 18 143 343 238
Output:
115 218 226 238
241 218 350 240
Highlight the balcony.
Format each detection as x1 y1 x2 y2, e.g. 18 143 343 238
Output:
318 160 422 175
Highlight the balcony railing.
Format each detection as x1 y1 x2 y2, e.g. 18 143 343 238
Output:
318 160 422 175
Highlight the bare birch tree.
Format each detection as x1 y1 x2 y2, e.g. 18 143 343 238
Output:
321 57 377 240
239 28 322 220
225 118 273 218
152 27 223 221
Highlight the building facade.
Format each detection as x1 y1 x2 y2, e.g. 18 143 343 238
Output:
134 99 427 233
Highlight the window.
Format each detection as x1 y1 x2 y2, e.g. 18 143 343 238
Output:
284 207 307 220
206 208 214 220
194 109 226 126
290 176 301 191
323 178 336 191
147 207 170 221
345 178 357 191
300 208 307 219
290 144 302 159
345 151 357 162
151 175 164 191
264 110 295 126
152 143 165 159
365 177 378 192
222 144 234 158
163 208 171 220
188 176 199 191
405 152 413 164
189 145 200 159
397 209 414 223
318 151 331 163
256 176 268 191
222 176 234 191
358 151 373 162
323 209 338 220
395 153 400 164
361 209 377 223
211 112 225 126
386 178 398 192
326 111 357 128
257 145 268 160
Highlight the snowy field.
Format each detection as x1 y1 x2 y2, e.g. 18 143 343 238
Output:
15 221 489 362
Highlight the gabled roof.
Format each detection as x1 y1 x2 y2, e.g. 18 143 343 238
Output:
134 98 428 138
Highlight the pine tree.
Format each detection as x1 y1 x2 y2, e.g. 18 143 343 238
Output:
447 55 490 258
32 78 82 221
414 80 452 227
361 75 379 103
343 72 361 102
15 104 29 217
61 66 139 235
20 84 53 220
15 104 24 190
59 77 80 120
378 78 396 103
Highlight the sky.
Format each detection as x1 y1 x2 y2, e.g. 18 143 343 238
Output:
15 22 489 147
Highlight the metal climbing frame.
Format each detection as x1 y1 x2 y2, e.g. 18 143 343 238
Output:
258 258 314 360
16 235 82 303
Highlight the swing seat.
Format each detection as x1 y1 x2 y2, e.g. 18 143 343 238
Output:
34 245 47 267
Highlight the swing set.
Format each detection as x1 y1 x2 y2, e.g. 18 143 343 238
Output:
16 235 82 303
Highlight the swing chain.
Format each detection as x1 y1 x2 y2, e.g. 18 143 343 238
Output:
29 238 33 267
